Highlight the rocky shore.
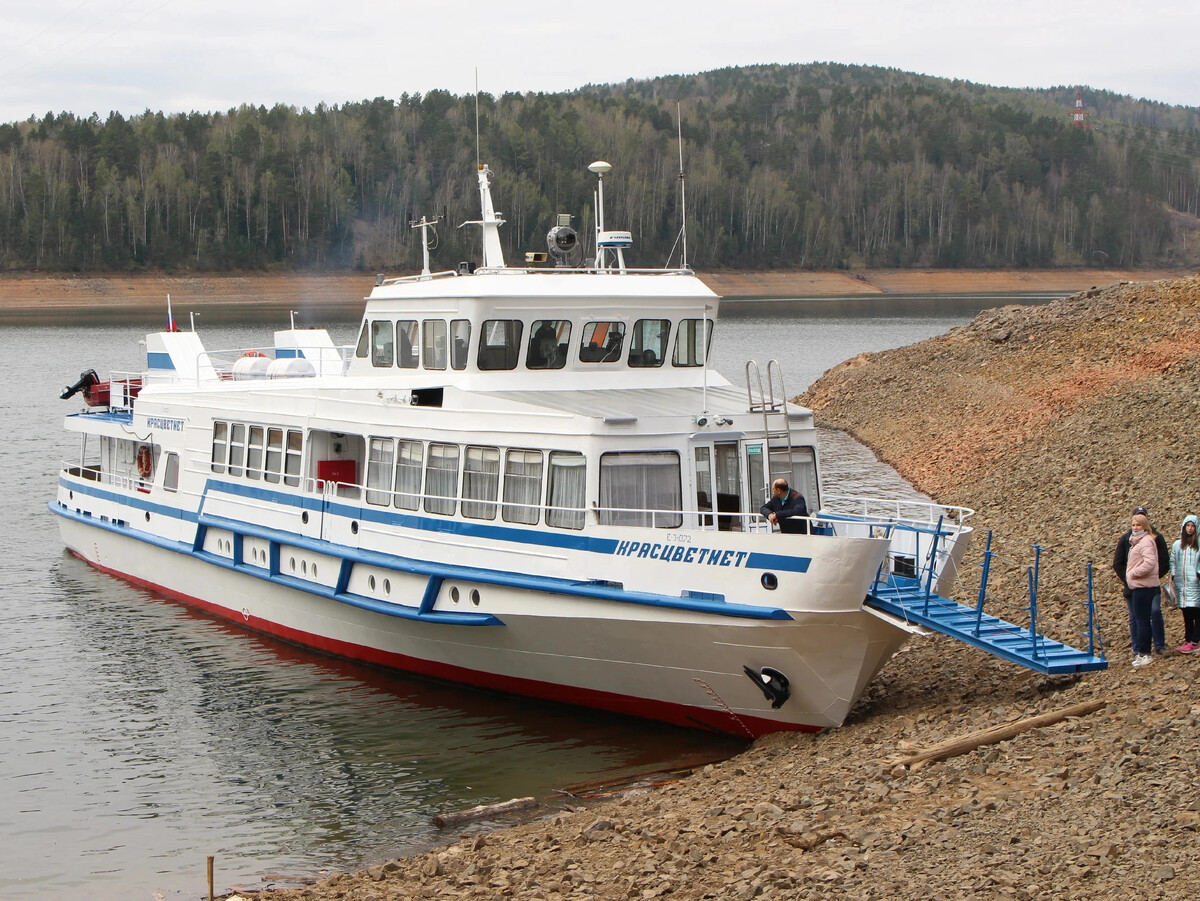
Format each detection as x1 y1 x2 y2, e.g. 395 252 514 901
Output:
219 273 1200 901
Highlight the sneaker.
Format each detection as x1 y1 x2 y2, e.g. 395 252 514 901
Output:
1179 642 1197 654
1132 654 1154 667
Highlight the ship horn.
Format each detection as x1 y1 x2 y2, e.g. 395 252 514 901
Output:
742 665 791 709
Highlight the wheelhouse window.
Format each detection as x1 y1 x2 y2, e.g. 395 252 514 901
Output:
579 321 625 363
503 449 543 525
246 425 265 480
462 446 500 520
527 320 570 370
599 451 683 528
451 319 471 370
477 320 523 370
424 443 459 515
211 421 228 473
265 428 284 483
629 319 670 368
672 319 714 367
423 320 447 370
228 423 246 477
354 322 369 358
546 451 586 530
394 439 423 510
397 320 418 368
370 320 394 367
366 438 395 506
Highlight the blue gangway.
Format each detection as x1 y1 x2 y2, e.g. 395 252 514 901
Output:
866 576 1107 674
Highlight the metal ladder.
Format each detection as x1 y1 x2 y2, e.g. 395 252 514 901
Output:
745 360 796 486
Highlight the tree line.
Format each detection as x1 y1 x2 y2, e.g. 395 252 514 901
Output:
1 62 1198 273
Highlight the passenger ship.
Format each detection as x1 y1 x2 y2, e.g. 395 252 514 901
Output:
52 161 973 737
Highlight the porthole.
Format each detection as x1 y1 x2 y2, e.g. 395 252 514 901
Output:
351 521 359 535
289 557 297 573
302 511 309 524
450 586 460 603
761 572 779 590
69 490 74 500
312 563 318 579
470 589 481 606
383 578 391 596
145 510 150 522
368 574 376 591
302 560 308 575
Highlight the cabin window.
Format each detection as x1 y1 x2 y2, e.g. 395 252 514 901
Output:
599 451 683 528
462 446 500 520
265 428 284 483
370 320 394 367
672 319 714 367
451 319 471 370
527 320 570 370
423 320 448 370
164 452 180 492
694 447 713 527
773 445 819 513
355 322 370 358
228 423 246 477
397 320 419 368
424 443 459 515
546 451 586 530
366 437 395 506
503 449 543 525
394 439 423 510
285 430 303 487
478 320 523 370
579 321 625 363
629 319 670 368
211 421 228 473
246 425 265 480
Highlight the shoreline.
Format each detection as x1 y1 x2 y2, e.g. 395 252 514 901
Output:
0 268 1190 319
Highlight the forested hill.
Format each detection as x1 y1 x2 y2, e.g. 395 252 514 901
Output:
2 62 1199 273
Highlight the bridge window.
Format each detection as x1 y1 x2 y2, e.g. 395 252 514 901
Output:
451 319 471 370
354 322 369 358
503 449 542 525
366 438 394 506
462 446 500 520
672 319 714 367
423 320 447 370
599 451 682 528
394 439 423 510
546 451 585 530
370 320 393 367
629 319 670 368
527 320 570 370
579 321 625 363
397 320 419 368
477 320 522 370
424 443 459 515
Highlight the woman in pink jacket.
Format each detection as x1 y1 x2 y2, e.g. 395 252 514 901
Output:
1127 512 1161 667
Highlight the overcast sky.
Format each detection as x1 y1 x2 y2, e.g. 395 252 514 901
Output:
2 0 1197 125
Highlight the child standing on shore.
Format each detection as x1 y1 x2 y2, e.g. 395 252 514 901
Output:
1170 515 1200 653
1127 513 1161 668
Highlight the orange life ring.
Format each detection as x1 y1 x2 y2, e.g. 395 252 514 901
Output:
241 350 268 358
136 445 153 479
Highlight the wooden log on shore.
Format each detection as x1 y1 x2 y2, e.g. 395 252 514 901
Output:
894 699 1107 772
433 796 538 829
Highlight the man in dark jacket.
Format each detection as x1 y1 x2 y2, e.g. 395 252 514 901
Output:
760 478 809 534
1113 505 1170 653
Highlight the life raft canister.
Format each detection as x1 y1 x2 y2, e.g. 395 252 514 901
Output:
136 445 153 479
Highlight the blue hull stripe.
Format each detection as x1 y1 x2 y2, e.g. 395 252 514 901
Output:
50 501 794 622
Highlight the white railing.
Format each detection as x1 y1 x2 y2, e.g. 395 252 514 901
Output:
820 494 975 528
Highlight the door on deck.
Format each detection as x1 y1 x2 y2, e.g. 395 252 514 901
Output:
693 441 747 531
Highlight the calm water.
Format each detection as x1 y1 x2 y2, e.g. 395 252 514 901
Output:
0 292 1056 900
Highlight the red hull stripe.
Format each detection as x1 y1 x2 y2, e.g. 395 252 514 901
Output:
73 552 820 739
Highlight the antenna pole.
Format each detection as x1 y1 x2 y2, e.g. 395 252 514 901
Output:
474 68 480 170
677 102 688 270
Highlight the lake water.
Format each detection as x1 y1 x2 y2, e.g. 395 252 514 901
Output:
0 291 1058 900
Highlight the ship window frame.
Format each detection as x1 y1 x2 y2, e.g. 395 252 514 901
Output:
599 451 683 529
672 318 715 367
366 437 395 506
285 430 303 487
355 322 370 358
394 439 424 510
461 445 500 520
526 319 571 370
450 319 471 370
502 449 543 525
245 425 265 480
578 320 626 363
211 421 228 473
546 450 586 530
477 319 523 371
228 423 246 477
424 442 460 516
265 428 284 483
629 318 670 368
370 320 394 368
396 319 419 369
422 319 448 370
163 452 180 493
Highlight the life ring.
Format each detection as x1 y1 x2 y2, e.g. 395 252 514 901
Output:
240 350 268 358
136 445 153 479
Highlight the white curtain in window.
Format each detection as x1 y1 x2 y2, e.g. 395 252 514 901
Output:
546 451 586 529
462 446 500 520
366 437 395 506
599 452 682 528
394 440 423 510
503 450 543 524
425 443 459 515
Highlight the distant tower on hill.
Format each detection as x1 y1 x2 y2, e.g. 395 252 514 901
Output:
1071 89 1096 129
